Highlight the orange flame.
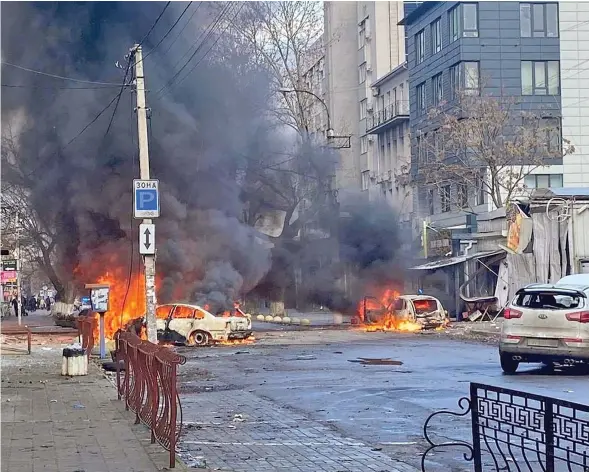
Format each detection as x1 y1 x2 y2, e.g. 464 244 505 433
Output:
357 288 423 333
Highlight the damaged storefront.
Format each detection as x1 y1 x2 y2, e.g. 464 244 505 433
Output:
503 188 589 296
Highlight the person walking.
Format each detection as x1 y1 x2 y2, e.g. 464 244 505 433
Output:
45 296 51 311
11 294 18 318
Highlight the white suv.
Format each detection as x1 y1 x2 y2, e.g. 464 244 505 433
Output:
499 283 589 374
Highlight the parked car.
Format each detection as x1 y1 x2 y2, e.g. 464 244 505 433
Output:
557 274 589 286
129 303 252 346
499 283 589 374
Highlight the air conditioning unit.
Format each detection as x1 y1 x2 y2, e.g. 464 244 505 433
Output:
370 171 378 181
372 87 380 97
367 135 375 143
366 102 374 112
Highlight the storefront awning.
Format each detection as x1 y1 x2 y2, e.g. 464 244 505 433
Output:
410 249 506 271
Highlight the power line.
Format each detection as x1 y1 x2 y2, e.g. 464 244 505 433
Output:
154 3 234 98
137 1 193 66
138 1 172 46
171 4 246 92
2 84 121 90
160 2 203 56
1 62 122 86
103 55 134 138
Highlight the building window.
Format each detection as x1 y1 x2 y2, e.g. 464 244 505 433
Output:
416 82 426 115
521 61 560 95
457 183 468 208
360 135 368 154
416 29 425 64
462 4 479 37
359 62 367 84
431 18 442 54
475 175 486 206
427 188 435 215
449 5 459 42
358 20 366 49
520 3 559 38
440 185 451 212
449 63 460 99
361 170 370 191
463 62 480 95
432 73 443 105
360 99 367 120
416 135 424 162
524 174 563 189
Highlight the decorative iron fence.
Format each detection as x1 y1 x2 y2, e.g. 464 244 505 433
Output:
366 100 409 131
422 382 589 472
116 331 186 468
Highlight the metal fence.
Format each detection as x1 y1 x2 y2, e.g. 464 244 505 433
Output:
116 331 186 469
422 382 589 472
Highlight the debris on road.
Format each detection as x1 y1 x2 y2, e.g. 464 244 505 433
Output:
348 358 403 366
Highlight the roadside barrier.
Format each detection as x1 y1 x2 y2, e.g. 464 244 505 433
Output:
115 331 186 469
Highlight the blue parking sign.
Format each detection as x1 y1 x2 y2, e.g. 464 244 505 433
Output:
133 179 160 218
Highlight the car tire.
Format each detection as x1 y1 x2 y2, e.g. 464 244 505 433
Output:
189 330 210 347
500 353 519 374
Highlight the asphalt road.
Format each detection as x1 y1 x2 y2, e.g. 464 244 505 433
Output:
177 329 588 471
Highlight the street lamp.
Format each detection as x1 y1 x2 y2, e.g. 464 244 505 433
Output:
277 87 334 141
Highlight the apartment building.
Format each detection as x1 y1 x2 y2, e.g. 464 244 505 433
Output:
324 1 415 199
404 1 589 231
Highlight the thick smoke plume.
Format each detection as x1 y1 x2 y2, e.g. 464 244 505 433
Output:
1 2 271 309
1 2 410 312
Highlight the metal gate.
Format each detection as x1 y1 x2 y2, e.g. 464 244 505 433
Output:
422 382 589 471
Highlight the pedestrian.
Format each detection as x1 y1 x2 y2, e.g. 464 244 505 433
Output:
21 295 28 316
45 296 51 311
11 294 18 318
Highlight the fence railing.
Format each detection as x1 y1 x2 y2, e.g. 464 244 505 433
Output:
367 100 409 131
115 331 186 469
77 316 97 358
422 382 589 471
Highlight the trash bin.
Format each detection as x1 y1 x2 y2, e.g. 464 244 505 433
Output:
61 345 88 376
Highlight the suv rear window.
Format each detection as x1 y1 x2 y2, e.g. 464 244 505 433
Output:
514 291 583 310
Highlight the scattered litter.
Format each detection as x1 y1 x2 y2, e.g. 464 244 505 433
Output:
294 355 317 361
348 358 403 366
72 403 85 409
333 351 343 354
6 399 10 403
232 414 245 423
50 399 58 403
371 447 383 451
41 347 53 351
185 457 207 468
564 390 574 393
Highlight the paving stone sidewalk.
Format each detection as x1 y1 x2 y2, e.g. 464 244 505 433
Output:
179 387 418 472
1 349 186 472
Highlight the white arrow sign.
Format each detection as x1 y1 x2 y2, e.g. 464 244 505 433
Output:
139 224 155 255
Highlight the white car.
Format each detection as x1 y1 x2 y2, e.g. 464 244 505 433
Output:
131 303 252 346
499 283 589 374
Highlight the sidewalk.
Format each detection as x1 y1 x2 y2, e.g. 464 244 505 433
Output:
1 346 186 472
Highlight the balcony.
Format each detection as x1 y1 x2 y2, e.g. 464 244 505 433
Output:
366 100 409 134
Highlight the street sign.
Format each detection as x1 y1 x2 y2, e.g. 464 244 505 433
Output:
1 271 17 283
2 259 17 271
139 223 155 255
133 179 160 218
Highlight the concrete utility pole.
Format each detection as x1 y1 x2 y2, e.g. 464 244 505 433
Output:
132 44 157 343
16 214 22 326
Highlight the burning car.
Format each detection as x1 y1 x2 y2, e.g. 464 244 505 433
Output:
128 303 252 346
362 292 447 330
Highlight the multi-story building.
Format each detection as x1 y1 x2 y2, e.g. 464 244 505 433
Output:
364 63 413 225
404 1 589 229
324 1 414 198
402 1 589 315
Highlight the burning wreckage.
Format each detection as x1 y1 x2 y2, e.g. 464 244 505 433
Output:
356 289 448 332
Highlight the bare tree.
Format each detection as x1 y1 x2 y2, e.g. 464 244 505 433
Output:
219 1 324 134
417 87 574 210
1 132 75 303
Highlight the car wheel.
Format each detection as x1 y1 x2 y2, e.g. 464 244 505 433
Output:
500 353 519 374
188 330 210 347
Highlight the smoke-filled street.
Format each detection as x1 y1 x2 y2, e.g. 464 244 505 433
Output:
176 329 589 472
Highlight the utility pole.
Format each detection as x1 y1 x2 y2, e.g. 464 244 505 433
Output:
16 214 22 326
132 44 157 343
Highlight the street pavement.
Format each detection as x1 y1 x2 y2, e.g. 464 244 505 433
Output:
1 310 187 472
176 329 589 472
